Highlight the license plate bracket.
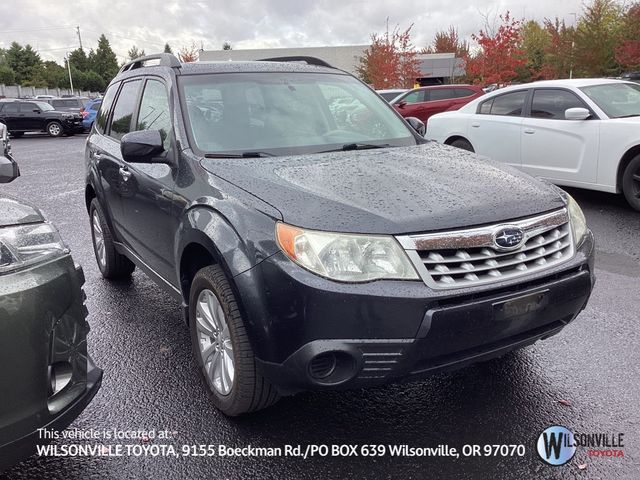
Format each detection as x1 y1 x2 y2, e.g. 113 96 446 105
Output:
493 289 550 321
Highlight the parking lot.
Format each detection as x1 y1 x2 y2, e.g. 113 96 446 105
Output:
1 134 639 479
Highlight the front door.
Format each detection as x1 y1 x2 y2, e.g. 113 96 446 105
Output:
520 88 600 184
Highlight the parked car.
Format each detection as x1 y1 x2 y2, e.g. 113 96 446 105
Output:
426 79 640 211
39 97 89 114
86 53 594 416
0 132 102 471
0 99 84 137
376 88 408 102
621 72 640 83
392 84 484 122
34 94 55 99
82 98 102 131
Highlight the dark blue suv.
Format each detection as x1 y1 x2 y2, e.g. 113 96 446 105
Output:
85 54 595 415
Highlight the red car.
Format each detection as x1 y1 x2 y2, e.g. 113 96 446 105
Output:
392 85 484 122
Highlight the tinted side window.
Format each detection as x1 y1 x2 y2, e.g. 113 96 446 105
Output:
479 98 493 114
109 80 141 140
490 91 527 116
90 101 102 111
455 88 476 98
20 102 39 113
1 103 19 113
400 90 424 104
136 79 171 150
96 82 120 134
429 88 455 101
531 89 586 119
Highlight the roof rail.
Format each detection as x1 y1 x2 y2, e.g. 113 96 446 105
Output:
258 56 335 69
118 53 181 74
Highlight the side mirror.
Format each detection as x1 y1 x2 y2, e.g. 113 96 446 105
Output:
120 130 167 164
565 107 591 121
0 156 20 184
405 116 426 136
396 101 407 109
33 109 41 113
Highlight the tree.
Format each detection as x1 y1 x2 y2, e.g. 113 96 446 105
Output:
91 34 119 84
127 45 146 60
163 43 173 54
357 24 420 89
541 18 575 79
5 42 43 85
423 26 469 59
0 65 15 85
466 12 526 85
222 42 232 50
68 48 89 71
615 3 640 70
178 42 199 62
520 20 551 80
574 0 623 77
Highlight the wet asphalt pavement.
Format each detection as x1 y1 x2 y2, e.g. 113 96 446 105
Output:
1 135 639 480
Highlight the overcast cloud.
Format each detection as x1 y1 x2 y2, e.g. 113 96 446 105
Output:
0 0 585 64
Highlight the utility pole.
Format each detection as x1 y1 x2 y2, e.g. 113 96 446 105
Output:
569 13 577 79
76 26 83 51
66 55 74 94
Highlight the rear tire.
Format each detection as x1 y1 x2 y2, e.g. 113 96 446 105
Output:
622 154 640 211
89 198 135 279
46 121 63 137
189 265 279 416
450 138 474 152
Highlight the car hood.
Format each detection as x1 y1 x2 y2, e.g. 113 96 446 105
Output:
0 194 44 227
200 143 565 235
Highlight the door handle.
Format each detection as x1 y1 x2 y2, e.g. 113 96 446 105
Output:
119 167 132 181
524 129 535 134
471 123 480 128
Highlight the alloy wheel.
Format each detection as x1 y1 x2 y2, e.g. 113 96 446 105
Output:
195 289 235 395
48 123 61 136
92 211 106 268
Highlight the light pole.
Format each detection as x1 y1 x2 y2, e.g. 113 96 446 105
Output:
65 54 74 95
569 12 577 79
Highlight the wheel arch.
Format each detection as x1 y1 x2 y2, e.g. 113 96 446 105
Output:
617 144 640 193
444 135 471 146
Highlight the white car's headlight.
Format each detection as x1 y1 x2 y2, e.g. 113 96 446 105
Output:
276 222 419 282
566 194 588 245
0 223 68 273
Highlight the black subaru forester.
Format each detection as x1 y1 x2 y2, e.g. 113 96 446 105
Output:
85 54 595 416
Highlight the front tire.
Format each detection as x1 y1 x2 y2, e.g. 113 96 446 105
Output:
189 265 279 416
622 154 640 211
46 121 63 137
450 138 474 152
89 199 135 278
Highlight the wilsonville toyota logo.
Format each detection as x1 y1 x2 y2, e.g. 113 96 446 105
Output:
537 425 626 466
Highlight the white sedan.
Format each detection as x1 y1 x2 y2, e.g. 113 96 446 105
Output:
426 79 640 210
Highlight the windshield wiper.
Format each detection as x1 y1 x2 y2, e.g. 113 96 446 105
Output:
204 151 275 158
318 143 392 153
615 114 640 118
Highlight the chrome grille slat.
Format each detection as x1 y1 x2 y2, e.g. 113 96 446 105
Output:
397 209 575 290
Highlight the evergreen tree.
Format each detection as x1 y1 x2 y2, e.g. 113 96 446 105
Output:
128 45 146 60
91 34 119 84
163 43 173 54
5 42 43 85
68 48 90 71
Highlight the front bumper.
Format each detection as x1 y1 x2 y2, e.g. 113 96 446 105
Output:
0 255 102 471
235 232 595 395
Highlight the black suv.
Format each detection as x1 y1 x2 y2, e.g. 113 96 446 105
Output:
0 99 84 137
85 54 595 415
39 97 89 114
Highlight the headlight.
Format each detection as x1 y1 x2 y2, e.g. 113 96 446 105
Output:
0 223 68 273
566 194 588 245
276 222 419 282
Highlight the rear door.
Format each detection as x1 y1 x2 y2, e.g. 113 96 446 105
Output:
467 90 529 168
90 79 141 240
0 103 20 131
423 88 457 119
520 88 600 184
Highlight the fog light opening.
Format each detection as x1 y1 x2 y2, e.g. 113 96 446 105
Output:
308 351 358 385
49 361 73 397
309 352 337 379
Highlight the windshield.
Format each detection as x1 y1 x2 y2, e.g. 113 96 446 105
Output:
179 72 416 156
34 101 55 111
580 83 640 118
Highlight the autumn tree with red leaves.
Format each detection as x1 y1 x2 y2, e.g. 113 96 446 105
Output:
423 26 469 59
615 3 640 70
357 25 421 89
178 42 200 63
465 12 526 85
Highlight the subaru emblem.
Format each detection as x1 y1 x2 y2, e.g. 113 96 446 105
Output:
493 227 525 250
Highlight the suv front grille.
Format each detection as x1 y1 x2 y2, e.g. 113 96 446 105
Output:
396 209 574 289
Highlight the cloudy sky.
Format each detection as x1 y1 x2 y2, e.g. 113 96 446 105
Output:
0 0 585 64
